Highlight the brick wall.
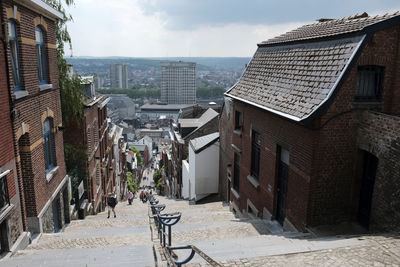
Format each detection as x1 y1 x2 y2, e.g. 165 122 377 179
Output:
218 101 233 202
0 28 17 199
307 25 400 227
2 0 66 219
0 8 27 241
356 111 400 231
231 101 315 230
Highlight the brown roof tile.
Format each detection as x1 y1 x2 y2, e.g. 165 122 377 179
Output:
227 35 363 120
259 12 400 46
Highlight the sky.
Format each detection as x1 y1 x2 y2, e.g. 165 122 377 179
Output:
65 0 400 58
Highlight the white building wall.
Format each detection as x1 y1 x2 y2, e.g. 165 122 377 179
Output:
188 145 196 200
182 160 190 199
194 141 219 201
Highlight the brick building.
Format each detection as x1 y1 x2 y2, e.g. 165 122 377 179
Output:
224 12 400 232
1 0 69 233
0 9 28 253
63 75 112 215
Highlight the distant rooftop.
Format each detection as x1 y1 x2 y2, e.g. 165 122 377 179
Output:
140 103 195 111
179 108 219 129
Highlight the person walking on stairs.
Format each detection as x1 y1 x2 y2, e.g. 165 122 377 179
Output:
128 190 134 205
107 192 117 218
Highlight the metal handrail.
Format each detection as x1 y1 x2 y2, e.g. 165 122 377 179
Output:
151 204 165 215
165 245 222 267
158 212 181 247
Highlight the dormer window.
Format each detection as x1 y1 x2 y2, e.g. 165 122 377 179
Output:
355 66 384 101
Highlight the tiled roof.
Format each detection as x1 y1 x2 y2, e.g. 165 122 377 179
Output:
227 36 363 120
260 12 400 46
227 12 400 121
190 132 219 153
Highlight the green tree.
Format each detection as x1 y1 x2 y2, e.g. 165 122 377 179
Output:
153 167 164 192
153 168 162 185
44 0 86 189
127 172 139 193
44 0 84 125
130 146 143 167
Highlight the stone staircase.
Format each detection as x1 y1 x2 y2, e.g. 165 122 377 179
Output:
151 195 369 266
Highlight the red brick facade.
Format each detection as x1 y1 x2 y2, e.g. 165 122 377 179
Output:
1 0 69 233
0 9 24 251
63 97 113 215
226 24 400 232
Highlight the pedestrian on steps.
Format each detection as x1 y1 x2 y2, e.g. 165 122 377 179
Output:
128 190 134 205
107 192 117 218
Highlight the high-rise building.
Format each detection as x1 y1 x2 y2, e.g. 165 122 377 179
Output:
110 64 128 89
161 61 196 104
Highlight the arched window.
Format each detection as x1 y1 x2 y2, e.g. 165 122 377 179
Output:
43 118 55 172
35 26 47 84
8 20 21 90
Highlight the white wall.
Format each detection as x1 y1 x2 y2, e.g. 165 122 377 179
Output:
189 145 196 200
186 140 219 202
194 141 219 200
182 160 190 199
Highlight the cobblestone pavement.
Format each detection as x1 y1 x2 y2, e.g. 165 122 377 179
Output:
2 188 400 266
1 196 155 267
185 235 400 266
153 195 400 267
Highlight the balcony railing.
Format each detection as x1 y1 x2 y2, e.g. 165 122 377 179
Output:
0 170 11 213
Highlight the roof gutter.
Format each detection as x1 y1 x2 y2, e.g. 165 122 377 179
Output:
224 92 302 121
15 0 63 20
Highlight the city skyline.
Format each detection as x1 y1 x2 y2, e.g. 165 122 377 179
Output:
66 0 400 58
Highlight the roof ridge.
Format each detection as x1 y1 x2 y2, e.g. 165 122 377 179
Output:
259 10 400 46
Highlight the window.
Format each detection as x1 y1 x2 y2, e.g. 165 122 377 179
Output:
43 118 55 172
87 126 92 153
355 66 384 100
8 20 21 90
234 110 243 131
250 130 261 179
93 120 99 147
0 171 10 212
233 153 240 192
35 26 48 84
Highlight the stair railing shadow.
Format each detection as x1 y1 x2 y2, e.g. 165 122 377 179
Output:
149 198 222 266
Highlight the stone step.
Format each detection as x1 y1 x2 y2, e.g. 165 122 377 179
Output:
172 235 369 263
4 245 154 267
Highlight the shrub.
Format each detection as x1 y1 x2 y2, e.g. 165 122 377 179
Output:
127 171 139 193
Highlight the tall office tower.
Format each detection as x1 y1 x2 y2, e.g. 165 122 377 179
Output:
110 64 128 89
161 61 196 104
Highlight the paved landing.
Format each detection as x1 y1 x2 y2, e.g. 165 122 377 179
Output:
1 197 155 267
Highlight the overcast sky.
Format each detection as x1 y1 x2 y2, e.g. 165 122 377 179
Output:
65 0 400 57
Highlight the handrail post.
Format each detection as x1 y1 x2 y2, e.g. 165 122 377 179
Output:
168 225 172 247
163 224 166 247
